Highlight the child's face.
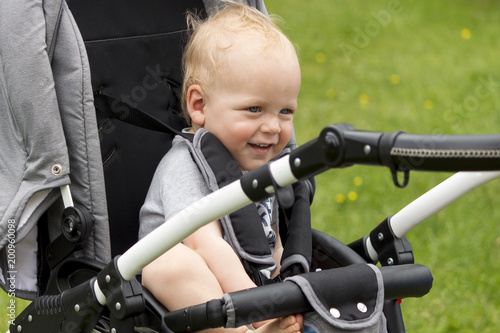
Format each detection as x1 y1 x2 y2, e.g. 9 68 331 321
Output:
194 50 301 171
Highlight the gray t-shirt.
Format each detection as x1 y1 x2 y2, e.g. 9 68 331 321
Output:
138 135 277 243
139 135 210 239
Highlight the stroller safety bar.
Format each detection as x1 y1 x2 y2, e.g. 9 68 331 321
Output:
163 264 433 332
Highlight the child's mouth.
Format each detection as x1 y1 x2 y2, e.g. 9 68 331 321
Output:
249 143 272 152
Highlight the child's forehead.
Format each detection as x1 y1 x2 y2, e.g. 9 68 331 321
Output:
213 33 299 75
211 44 301 94
216 33 297 65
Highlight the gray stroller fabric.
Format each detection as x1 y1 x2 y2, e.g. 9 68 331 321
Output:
0 0 110 299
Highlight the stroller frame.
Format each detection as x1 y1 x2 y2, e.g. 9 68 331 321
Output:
10 123 500 332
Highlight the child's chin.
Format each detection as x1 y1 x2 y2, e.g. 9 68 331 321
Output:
240 160 269 172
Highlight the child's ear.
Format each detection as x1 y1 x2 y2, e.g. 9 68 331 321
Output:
186 85 206 127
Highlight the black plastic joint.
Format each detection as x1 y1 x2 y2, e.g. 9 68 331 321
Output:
240 164 275 202
289 124 350 180
97 256 145 320
11 278 104 333
163 299 226 332
369 216 414 266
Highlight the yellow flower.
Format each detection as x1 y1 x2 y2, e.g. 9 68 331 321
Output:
315 52 326 63
390 74 400 85
424 100 434 110
348 191 358 201
461 28 471 40
353 176 363 186
335 194 346 203
326 89 336 99
359 94 369 108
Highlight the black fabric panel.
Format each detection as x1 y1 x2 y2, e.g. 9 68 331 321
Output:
68 0 203 42
68 0 206 256
98 119 176 256
310 229 366 271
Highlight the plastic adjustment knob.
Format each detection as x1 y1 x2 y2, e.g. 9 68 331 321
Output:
61 206 94 243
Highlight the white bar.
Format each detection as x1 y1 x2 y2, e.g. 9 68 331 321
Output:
93 280 106 305
117 154 300 281
391 171 500 238
60 185 74 208
365 237 379 263
269 155 297 187
117 181 252 281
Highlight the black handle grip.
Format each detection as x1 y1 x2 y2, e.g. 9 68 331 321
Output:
287 124 500 189
391 133 500 171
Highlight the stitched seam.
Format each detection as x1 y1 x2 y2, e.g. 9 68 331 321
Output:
391 147 500 158
102 147 117 166
66 5 100 259
84 29 185 44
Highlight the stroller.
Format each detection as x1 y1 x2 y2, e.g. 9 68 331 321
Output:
1 0 499 332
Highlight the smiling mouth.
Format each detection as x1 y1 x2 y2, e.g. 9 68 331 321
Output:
249 143 273 153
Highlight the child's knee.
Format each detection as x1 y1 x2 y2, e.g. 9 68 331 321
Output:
143 244 211 286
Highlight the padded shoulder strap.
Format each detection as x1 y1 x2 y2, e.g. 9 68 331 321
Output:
93 93 189 139
279 178 313 278
189 130 276 282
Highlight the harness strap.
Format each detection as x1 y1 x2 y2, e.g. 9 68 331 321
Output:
93 93 191 140
190 130 276 283
198 131 272 256
279 178 313 278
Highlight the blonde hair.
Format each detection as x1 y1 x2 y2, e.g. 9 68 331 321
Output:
181 2 298 124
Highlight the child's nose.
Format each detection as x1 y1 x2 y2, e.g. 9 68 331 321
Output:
260 116 281 134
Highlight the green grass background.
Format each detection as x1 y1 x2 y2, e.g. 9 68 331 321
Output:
2 0 500 332
264 0 500 332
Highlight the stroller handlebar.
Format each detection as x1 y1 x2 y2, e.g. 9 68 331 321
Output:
286 124 500 188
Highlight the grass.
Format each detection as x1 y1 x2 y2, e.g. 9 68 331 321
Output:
264 0 500 332
2 0 500 332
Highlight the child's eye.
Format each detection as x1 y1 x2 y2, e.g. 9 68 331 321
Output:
280 108 294 115
248 106 260 113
